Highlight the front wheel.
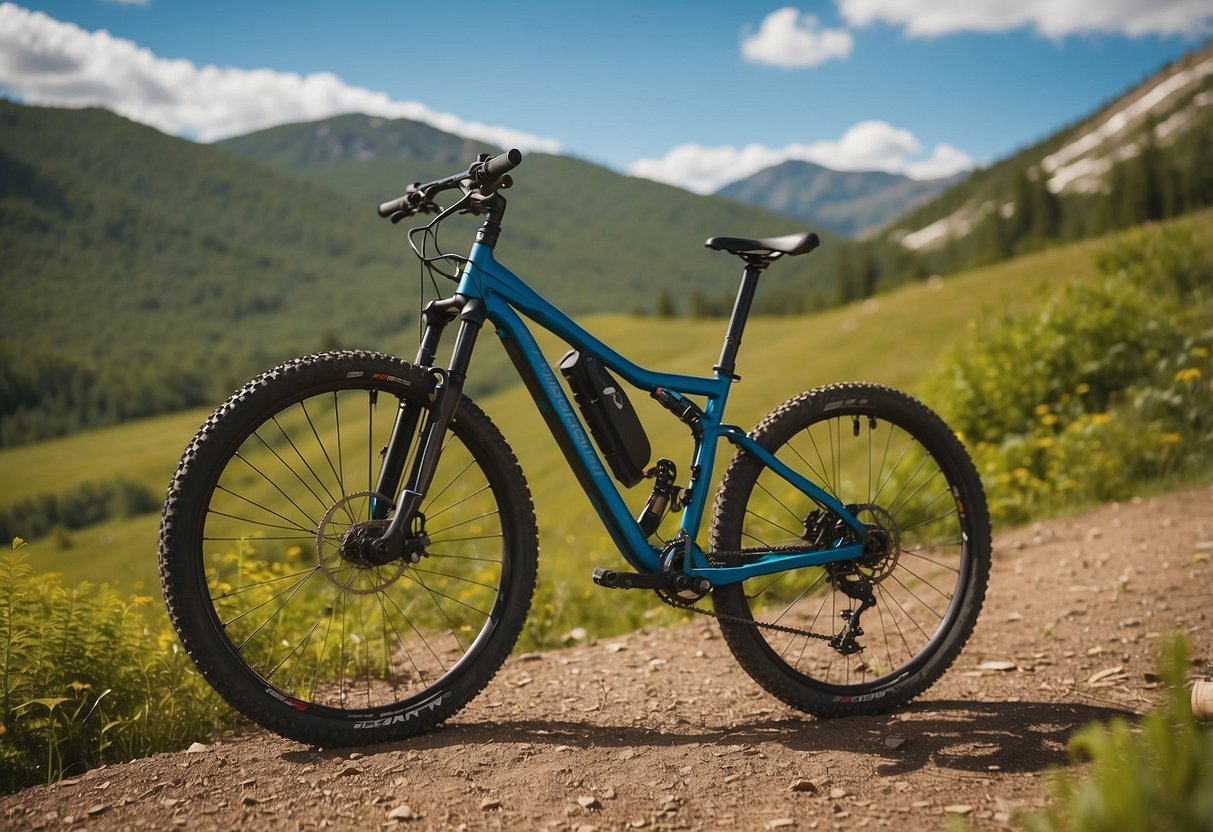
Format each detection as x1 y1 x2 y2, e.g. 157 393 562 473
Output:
159 351 538 746
709 383 990 716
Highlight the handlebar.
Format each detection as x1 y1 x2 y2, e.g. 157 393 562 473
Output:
377 149 522 219
478 148 522 181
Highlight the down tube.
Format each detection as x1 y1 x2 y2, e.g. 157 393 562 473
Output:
486 300 662 573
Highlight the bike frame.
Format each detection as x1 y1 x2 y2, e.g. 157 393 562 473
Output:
376 213 869 588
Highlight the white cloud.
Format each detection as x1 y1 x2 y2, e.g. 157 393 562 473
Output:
838 0 1213 38
628 120 975 193
906 143 974 179
0 3 560 151
741 7 854 68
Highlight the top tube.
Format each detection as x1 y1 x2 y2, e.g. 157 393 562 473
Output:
460 243 728 397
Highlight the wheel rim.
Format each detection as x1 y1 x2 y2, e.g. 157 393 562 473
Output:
728 408 972 693
196 381 512 715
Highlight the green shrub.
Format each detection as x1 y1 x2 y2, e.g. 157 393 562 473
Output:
929 222 1213 524
932 275 1188 445
1 540 234 793
1096 223 1213 301
1019 636 1213 831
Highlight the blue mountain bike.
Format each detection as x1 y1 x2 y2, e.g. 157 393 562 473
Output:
159 150 990 746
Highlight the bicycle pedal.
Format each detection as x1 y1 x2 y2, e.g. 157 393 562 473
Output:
591 567 665 590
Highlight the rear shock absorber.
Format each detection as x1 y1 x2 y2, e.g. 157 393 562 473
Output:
637 458 680 537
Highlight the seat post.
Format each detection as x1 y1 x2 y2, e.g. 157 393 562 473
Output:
715 259 767 379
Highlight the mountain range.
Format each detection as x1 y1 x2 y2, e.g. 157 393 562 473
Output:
5 42 1213 446
0 101 834 445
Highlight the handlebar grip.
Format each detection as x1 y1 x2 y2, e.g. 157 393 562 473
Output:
481 148 522 180
377 195 409 218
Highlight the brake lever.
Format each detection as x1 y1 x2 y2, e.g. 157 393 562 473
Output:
389 199 441 224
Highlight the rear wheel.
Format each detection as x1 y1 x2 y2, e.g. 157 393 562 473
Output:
709 383 990 716
159 351 538 745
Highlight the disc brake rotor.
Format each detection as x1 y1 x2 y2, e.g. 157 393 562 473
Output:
316 491 406 594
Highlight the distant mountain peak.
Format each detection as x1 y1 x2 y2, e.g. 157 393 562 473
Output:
218 113 492 173
717 160 962 238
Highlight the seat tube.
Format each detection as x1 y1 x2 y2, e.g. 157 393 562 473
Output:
715 262 764 378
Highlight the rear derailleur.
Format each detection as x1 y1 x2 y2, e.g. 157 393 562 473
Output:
826 565 876 656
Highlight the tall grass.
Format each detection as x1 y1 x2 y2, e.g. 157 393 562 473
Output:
0 539 233 793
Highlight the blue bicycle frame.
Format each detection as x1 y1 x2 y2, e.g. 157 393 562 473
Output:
393 237 869 587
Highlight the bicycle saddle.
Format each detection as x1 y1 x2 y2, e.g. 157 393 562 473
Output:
705 231 820 257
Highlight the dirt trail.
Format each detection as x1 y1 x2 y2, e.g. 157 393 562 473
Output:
3 486 1211 831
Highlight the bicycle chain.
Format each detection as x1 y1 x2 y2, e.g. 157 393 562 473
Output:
650 542 863 648
656 587 837 643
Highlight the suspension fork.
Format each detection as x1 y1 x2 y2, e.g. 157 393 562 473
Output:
370 297 485 561
370 296 465 520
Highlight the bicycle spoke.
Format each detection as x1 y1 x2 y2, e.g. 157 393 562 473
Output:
425 483 492 523
229 566 325 648
380 588 448 674
423 456 478 517
402 570 492 621
409 566 499 592
262 422 340 514
426 509 501 538
424 549 504 563
211 566 320 600
902 546 962 572
895 561 955 601
902 506 959 532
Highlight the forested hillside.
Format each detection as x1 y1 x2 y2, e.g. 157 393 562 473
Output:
0 102 418 446
0 104 838 446
872 44 1213 281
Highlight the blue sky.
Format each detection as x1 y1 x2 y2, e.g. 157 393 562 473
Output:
1 1 1210 191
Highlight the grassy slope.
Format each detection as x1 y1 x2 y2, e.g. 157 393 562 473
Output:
1 228 1116 590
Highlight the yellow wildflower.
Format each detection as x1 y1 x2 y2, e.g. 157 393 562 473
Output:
1174 367 1202 385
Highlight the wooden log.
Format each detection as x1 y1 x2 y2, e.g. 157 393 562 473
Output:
1192 681 1213 722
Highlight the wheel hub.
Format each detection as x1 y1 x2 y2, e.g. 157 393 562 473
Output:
338 520 390 568
852 503 901 583
316 491 409 594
